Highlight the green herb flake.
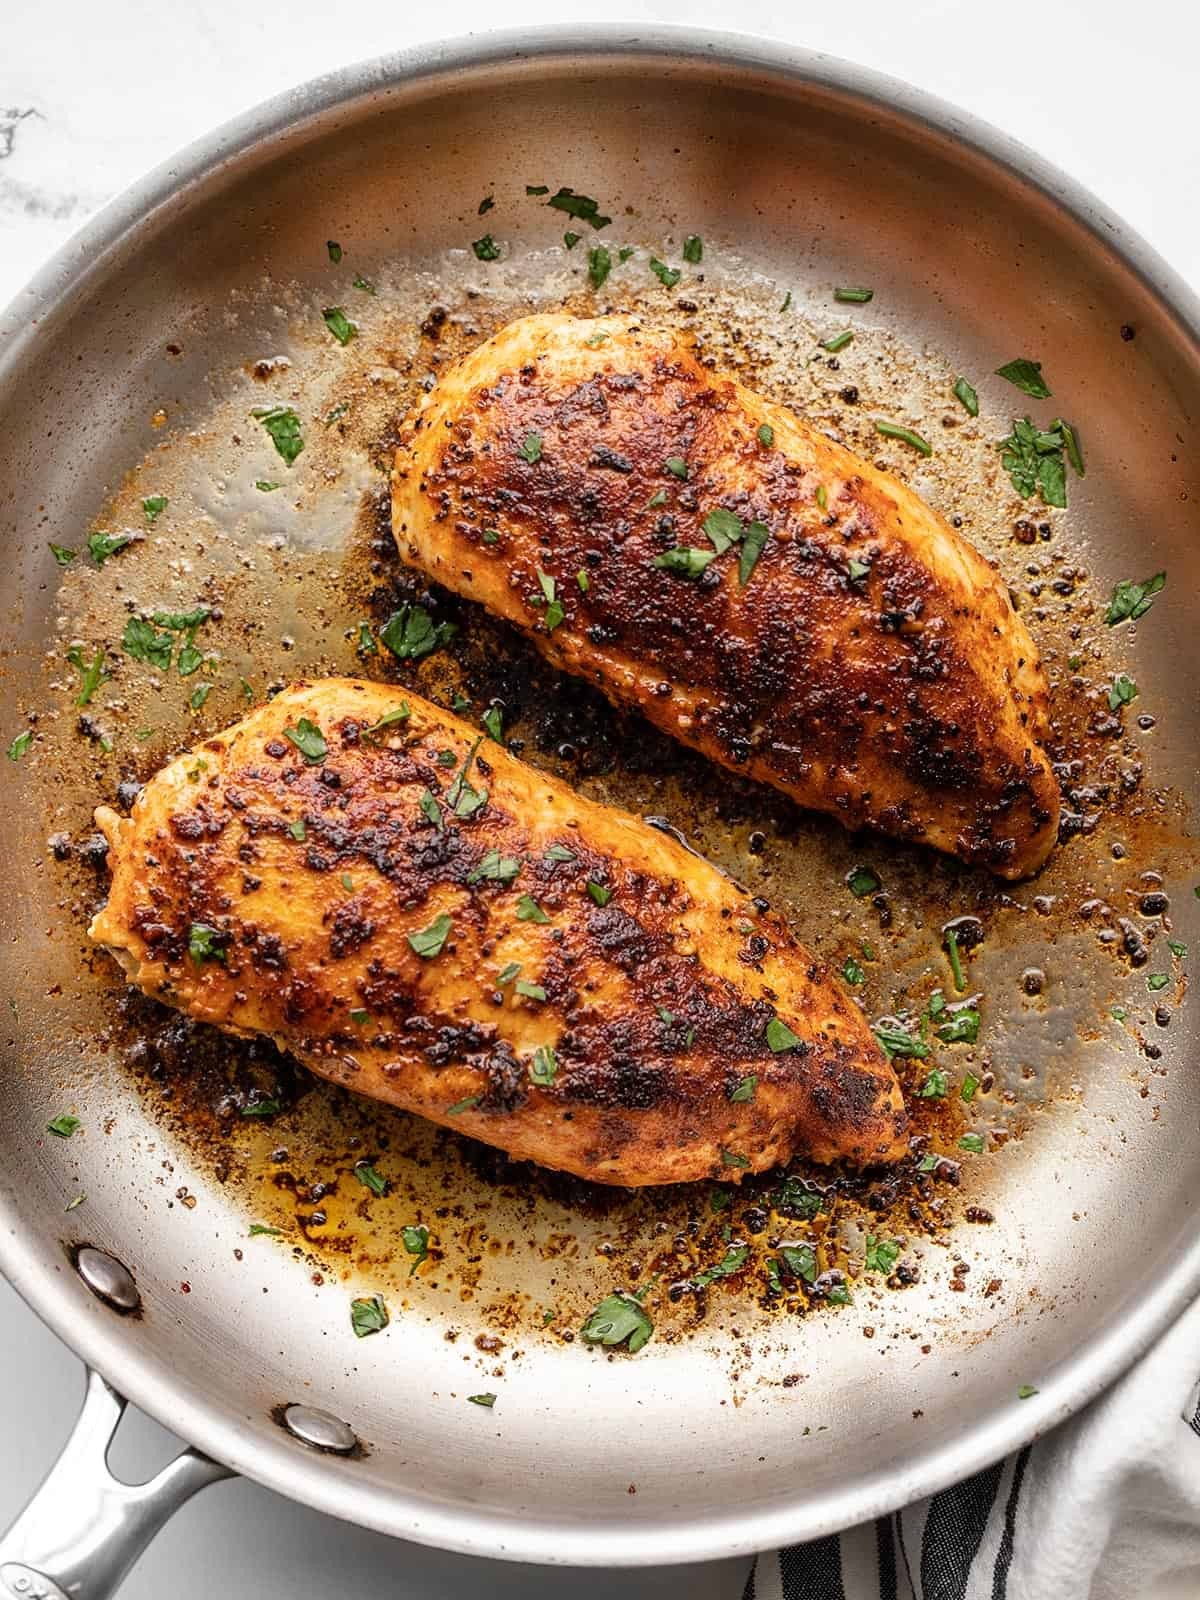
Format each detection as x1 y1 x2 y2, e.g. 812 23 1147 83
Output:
467 848 522 887
584 331 609 348
362 703 411 742
827 1284 852 1306
848 558 871 583
526 184 549 196
46 1114 80 1138
353 273 376 294
495 962 522 986
515 980 547 1002
518 431 543 464
468 1392 497 1408
779 290 792 312
50 543 77 565
66 645 111 707
580 1290 652 1353
757 423 774 447
998 417 1069 508
728 1074 757 1103
737 521 770 586
721 1149 750 1169
348 1008 370 1026
516 894 550 924
88 530 134 567
472 234 501 261
1108 673 1137 710
709 1187 732 1213
1147 972 1170 992
1168 940 1188 959
649 258 681 289
995 358 1051 398
816 485 828 511
953 377 979 416
961 1072 981 1102
618 247 634 262
653 546 716 578
142 495 168 524
188 682 212 711
478 194 495 216
563 231 581 249
937 1008 981 1045
701 507 743 554
446 1095 481 1115
248 1223 281 1237
772 1177 826 1219
255 480 280 493
765 1017 802 1053
682 234 703 264
585 881 612 907
665 457 688 480
918 1067 949 1099
479 706 503 743
401 1223 430 1274
822 329 854 353
1053 417 1085 477
380 604 456 661
1017 1384 1039 1400
778 1243 817 1284
327 240 342 263
841 956 865 986
872 1019 929 1060
350 1293 389 1338
6 730 32 762
576 568 590 594
846 864 880 898
958 1132 986 1154
864 1235 900 1274
321 306 356 346
187 922 226 964
408 913 452 959
355 1161 387 1197
874 419 933 456
545 844 576 864
240 1097 281 1119
251 405 304 466
834 286 873 303
918 1153 940 1173
694 1243 750 1289
1105 572 1166 626
530 1044 558 1086
588 245 612 289
282 717 327 764
546 188 611 229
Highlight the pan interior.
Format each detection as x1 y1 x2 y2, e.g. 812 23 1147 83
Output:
0 38 1197 1562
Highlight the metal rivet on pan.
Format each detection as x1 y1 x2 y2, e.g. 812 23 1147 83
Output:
75 1246 141 1312
282 1403 359 1454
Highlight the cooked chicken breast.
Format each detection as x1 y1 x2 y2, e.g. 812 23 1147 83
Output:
393 312 1060 878
89 680 906 1185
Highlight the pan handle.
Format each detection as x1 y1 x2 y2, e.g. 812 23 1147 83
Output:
0 1367 231 1600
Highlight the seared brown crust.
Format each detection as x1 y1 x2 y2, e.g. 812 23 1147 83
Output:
89 680 906 1185
392 313 1060 878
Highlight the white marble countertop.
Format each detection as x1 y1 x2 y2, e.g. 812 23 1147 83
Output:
1 3 1196 1596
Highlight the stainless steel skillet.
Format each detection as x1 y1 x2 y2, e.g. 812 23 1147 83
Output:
0 25 1198 1596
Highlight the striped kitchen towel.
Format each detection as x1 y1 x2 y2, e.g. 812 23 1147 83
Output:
748 1293 1200 1600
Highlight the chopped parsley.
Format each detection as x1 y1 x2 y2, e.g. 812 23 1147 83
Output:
1108 673 1137 710
846 864 880 898
282 717 327 764
738 521 770 586
546 188 611 229
848 558 871 583
662 458 687 483
248 1223 282 1237
401 1223 430 1274
778 1243 817 1284
478 195 495 216
240 1098 280 1118
1147 972 1170 992
481 706 503 742
953 377 979 416
496 962 522 986
362 703 411 741
188 922 225 963
998 417 1068 508
526 184 549 196
49 543 76 565
327 240 342 262
779 291 792 311
353 273 375 294
545 844 575 863
468 1393 497 1408
251 405 304 465
958 1132 986 1154
1168 940 1188 959
348 1007 369 1025
564 232 581 249
577 569 589 593
88 531 134 566
580 1290 652 1353
255 480 280 492
356 621 377 655
757 423 774 447
773 1176 825 1219
588 245 612 289
995 358 1051 398
649 257 681 289
408 913 452 958
937 1008 981 1045
682 234 703 263
943 927 968 992
834 286 873 303
822 329 853 353
322 307 356 345
142 495 168 523
518 432 543 464
6 730 32 762
1017 1384 1038 1400
515 980 546 1001
445 1095 481 1115
586 880 612 907
530 1045 558 1086
1054 417 1085 477
694 1244 749 1288
864 1235 900 1274
653 547 716 578
472 234 501 261
46 1114 80 1138
584 331 609 348
765 1017 802 1053
841 956 865 986
468 849 521 886
721 1149 750 1169
816 485 828 511
872 1018 929 1060
380 604 456 660
874 419 932 456
350 1293 389 1338
446 736 488 818
962 1071 981 1102
66 646 110 706
354 1161 387 1198
918 1068 948 1099
1105 572 1166 626
728 1075 757 1103
516 894 550 923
